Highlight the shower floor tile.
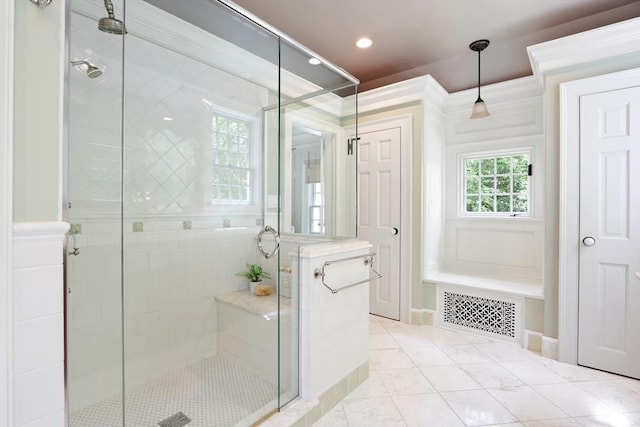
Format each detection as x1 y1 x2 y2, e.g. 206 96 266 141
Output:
69 355 277 427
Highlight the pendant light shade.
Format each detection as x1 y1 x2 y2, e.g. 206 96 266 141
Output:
471 98 490 119
469 39 490 119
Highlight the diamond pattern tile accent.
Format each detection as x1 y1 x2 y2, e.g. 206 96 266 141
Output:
69 37 216 215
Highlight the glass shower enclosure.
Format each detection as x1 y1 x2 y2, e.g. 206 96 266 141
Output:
64 0 358 425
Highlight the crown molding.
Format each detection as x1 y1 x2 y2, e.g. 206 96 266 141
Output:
356 73 542 117
357 74 449 114
527 17 640 87
446 75 542 114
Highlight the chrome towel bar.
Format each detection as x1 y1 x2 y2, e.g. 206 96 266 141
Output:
314 252 382 294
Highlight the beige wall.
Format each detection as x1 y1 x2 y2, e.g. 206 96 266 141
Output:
13 0 65 222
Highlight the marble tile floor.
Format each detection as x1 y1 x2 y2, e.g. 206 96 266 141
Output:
313 315 640 427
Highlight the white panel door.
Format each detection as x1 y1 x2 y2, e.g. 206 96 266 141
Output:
578 85 640 379
357 127 401 320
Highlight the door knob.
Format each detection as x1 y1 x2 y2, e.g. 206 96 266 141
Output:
391 227 399 235
582 236 596 246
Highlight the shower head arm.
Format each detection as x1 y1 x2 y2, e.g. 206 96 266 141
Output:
104 0 116 19
70 60 103 78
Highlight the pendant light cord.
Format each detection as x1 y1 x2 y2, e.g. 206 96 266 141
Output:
477 50 481 101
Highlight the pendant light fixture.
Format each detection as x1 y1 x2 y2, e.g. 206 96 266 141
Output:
469 39 490 119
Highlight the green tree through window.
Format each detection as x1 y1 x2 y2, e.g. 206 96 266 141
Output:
464 152 530 215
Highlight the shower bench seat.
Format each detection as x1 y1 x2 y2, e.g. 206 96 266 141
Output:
214 289 291 318
214 290 293 386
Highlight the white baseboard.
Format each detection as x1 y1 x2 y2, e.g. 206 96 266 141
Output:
524 329 543 353
541 336 558 360
410 308 436 326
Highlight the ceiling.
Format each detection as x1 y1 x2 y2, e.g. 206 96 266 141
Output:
232 0 640 93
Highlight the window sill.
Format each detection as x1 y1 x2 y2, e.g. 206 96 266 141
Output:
446 215 543 224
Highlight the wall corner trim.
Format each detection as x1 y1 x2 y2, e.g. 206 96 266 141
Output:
0 1 15 426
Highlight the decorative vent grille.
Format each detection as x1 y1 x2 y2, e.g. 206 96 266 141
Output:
443 291 516 338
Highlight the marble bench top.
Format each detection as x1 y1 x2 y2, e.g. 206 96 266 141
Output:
215 290 291 317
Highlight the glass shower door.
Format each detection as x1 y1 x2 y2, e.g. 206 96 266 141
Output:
66 0 125 424
119 1 282 425
66 0 285 425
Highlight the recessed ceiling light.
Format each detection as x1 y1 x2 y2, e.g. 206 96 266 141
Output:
162 116 172 121
308 57 321 65
356 37 372 49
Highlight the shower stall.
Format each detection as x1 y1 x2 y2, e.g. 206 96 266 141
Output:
64 0 358 425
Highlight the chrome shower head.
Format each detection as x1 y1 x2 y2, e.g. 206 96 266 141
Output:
98 0 126 35
71 60 103 79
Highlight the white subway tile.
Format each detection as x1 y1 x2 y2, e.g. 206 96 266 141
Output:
124 251 150 274
20 409 65 427
14 314 64 374
13 239 63 269
13 265 63 321
73 301 103 327
14 362 65 426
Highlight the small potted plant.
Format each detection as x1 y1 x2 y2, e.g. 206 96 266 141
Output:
236 263 271 294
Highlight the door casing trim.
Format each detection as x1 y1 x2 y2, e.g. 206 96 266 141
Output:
558 67 640 364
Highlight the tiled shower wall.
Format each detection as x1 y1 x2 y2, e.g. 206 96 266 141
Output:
66 219 260 410
67 6 272 411
69 10 269 216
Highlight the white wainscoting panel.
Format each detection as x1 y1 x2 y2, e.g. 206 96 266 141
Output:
455 228 535 268
444 218 543 279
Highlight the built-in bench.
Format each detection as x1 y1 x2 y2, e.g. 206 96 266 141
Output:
423 271 544 347
424 271 543 300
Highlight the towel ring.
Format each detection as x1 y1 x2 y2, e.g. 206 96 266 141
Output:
257 225 280 259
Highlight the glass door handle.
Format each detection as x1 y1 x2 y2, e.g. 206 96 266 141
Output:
582 236 596 246
257 225 280 259
391 227 399 235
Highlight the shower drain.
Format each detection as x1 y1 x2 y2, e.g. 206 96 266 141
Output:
158 412 191 427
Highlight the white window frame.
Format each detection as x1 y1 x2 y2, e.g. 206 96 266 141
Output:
207 106 261 214
458 147 534 217
308 182 324 234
